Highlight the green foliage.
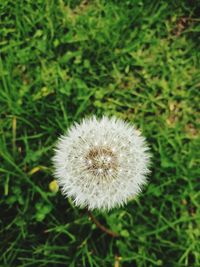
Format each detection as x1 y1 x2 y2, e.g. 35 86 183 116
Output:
0 0 200 266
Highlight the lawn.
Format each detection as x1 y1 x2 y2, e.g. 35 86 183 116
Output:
0 0 200 266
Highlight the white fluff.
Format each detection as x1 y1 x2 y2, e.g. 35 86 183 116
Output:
52 116 151 211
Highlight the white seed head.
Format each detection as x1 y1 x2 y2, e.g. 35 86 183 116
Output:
52 116 151 211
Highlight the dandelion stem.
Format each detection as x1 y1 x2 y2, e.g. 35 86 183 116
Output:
87 210 119 238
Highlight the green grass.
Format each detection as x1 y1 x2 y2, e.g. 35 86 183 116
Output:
1 0 200 266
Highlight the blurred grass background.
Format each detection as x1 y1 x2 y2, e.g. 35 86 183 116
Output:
0 0 200 266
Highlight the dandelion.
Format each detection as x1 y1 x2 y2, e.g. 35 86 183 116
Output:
53 116 150 211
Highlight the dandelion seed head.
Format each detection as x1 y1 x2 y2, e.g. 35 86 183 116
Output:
52 116 151 210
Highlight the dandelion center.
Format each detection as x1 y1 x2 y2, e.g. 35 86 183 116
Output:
85 146 118 177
